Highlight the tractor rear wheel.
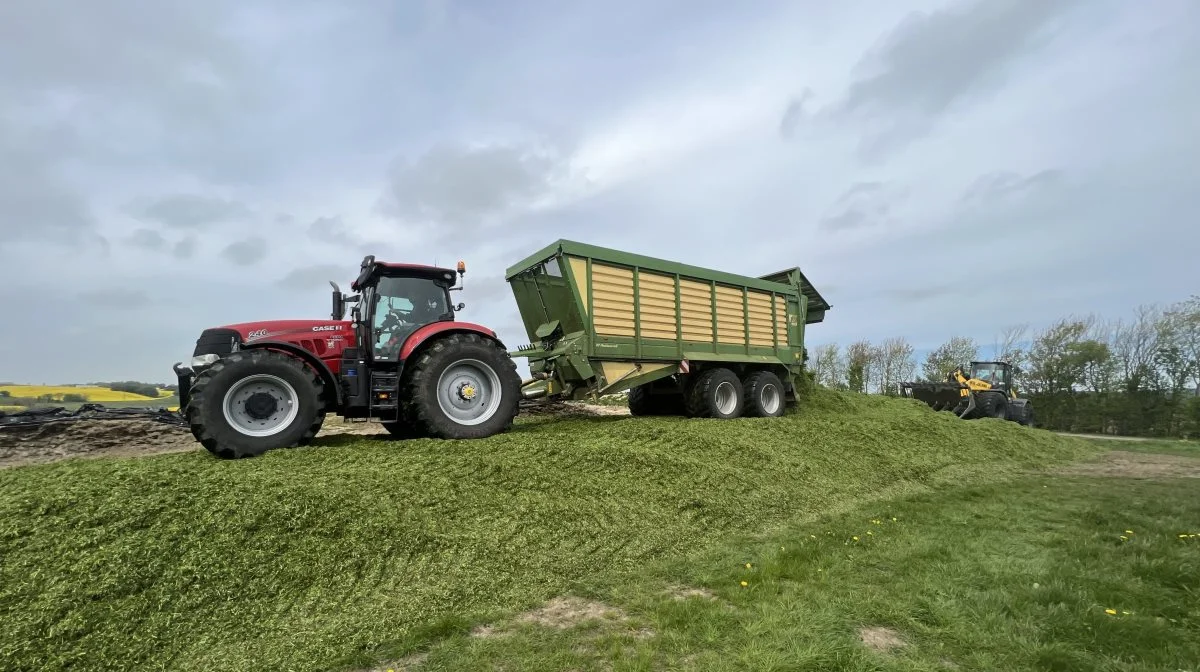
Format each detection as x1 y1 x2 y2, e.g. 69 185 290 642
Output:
743 371 786 417
401 333 521 439
976 391 1008 420
685 367 744 419
185 349 325 459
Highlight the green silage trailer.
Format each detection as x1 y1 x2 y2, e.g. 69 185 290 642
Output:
505 239 831 418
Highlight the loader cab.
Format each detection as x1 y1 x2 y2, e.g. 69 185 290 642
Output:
345 256 465 362
969 361 1013 393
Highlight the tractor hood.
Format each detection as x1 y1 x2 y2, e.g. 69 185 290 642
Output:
219 319 356 344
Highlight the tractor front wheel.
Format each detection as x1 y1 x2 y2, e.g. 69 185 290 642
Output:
976 391 1009 420
402 333 521 439
185 350 325 459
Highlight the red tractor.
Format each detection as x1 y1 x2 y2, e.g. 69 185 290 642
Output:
173 255 522 459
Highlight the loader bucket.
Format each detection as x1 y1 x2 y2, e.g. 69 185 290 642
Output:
898 381 973 417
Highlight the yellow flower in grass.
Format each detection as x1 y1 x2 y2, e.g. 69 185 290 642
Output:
745 563 752 569
1105 609 1117 615
1119 535 1128 541
852 536 859 541
740 580 748 587
1125 530 1134 534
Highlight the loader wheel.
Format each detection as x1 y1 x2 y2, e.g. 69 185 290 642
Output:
185 349 325 459
685 367 744 419
402 333 521 439
743 371 786 417
976 391 1008 420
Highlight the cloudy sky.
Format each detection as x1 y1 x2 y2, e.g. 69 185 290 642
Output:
2 0 1197 384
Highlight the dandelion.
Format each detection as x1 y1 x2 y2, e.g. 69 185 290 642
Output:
745 563 752 569
1105 609 1117 615
867 531 873 535
1119 535 1128 541
1180 534 1188 539
1125 530 1134 535
891 517 897 522
810 535 817 539
740 581 748 587
852 536 859 541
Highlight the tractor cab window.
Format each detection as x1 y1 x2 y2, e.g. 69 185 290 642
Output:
970 363 1007 387
370 276 451 359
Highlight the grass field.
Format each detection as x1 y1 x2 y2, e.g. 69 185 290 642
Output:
2 390 1194 671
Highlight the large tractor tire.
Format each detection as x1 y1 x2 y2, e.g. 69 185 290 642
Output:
975 390 1009 420
185 349 326 459
401 332 521 439
743 370 786 417
684 367 744 419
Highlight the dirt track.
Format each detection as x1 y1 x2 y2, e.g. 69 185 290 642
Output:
0 401 629 469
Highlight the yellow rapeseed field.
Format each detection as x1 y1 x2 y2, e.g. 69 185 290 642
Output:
0 385 160 402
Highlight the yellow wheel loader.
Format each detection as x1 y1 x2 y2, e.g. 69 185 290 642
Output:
898 361 1034 426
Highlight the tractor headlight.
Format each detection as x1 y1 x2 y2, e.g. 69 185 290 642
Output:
191 354 220 369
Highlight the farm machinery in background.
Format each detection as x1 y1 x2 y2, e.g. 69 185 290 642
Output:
898 361 1034 426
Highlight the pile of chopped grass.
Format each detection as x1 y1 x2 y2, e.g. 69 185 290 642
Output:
0 389 1095 671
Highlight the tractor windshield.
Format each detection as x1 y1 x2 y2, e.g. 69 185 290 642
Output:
370 276 451 359
971 363 1005 385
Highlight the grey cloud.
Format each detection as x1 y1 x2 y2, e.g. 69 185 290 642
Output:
779 88 814 139
819 181 906 231
220 237 267 266
884 283 962 303
133 194 252 229
275 264 346 291
127 228 167 251
307 216 349 243
959 168 1065 206
378 140 570 228
830 0 1084 158
0 122 96 244
173 236 197 259
77 288 152 309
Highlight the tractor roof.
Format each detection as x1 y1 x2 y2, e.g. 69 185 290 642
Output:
352 256 457 290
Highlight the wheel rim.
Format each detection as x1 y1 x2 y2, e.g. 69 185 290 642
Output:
760 383 781 414
222 374 300 437
714 381 737 415
436 358 503 426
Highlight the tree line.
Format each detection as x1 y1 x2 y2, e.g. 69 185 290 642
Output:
808 295 1200 439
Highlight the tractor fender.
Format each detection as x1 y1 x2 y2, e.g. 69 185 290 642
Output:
399 321 505 361
241 340 342 406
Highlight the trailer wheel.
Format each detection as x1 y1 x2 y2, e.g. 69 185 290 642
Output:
685 367 744 419
403 333 521 439
743 371 786 417
185 350 325 459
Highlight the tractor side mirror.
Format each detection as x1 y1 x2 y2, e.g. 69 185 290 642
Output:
456 302 466 311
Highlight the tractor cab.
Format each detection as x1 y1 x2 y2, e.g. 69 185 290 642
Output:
331 255 467 362
968 361 1013 394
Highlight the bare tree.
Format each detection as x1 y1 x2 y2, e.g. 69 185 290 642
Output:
921 336 979 381
845 340 873 394
1112 304 1162 392
867 337 916 394
811 343 845 389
